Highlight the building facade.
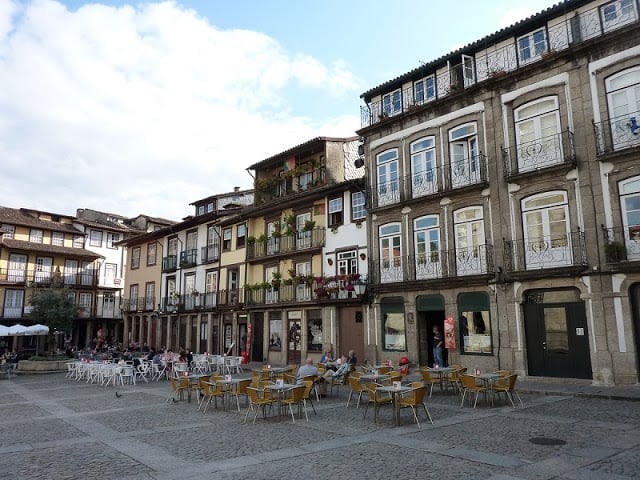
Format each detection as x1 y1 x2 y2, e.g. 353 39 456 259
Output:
357 0 640 384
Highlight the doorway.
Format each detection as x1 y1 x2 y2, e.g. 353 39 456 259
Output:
630 283 640 382
416 295 446 367
287 319 302 365
251 313 264 362
524 288 592 379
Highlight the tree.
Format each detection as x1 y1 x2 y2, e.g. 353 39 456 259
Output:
30 286 77 352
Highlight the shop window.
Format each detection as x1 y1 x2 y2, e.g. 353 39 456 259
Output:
458 292 492 354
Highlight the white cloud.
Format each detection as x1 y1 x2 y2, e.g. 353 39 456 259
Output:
0 0 359 220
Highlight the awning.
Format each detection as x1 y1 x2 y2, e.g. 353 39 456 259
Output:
0 324 49 336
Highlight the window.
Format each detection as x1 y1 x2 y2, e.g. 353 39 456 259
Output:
298 171 313 191
166 277 177 307
414 76 435 105
146 242 157 266
81 261 94 286
338 250 358 276
106 232 120 249
30 229 43 243
453 206 486 275
411 137 438 197
168 237 178 256
3 289 24 318
517 28 547 64
414 215 441 279
379 223 403 283
295 261 312 300
382 88 402 116
34 256 52 284
227 269 239 304
103 292 115 316
89 230 103 247
600 0 637 32
198 205 205 215
237 224 246 248
329 197 343 227
78 292 92 313
129 284 139 309
266 220 280 255
145 282 155 310
64 259 77 286
222 228 232 251
8 254 27 282
376 149 400 206
459 292 492 354
131 247 141 269
73 235 84 248
51 231 64 246
1 224 15 239
382 299 406 351
606 67 640 150
207 202 214 213
449 123 480 188
296 212 312 249
265 265 279 304
205 225 220 261
619 177 640 261
307 310 323 352
515 97 562 171
351 191 366 221
269 313 282 351
104 263 117 285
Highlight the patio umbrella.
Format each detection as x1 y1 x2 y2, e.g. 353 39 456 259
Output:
25 324 49 335
0 325 9 337
7 324 28 336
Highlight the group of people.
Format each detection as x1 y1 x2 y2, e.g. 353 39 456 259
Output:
295 349 357 395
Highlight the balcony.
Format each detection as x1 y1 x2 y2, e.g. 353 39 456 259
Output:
0 269 98 287
122 296 156 313
503 230 587 274
200 245 219 263
180 249 197 268
254 166 327 204
502 129 576 178
247 227 325 261
602 226 640 265
369 247 494 285
162 255 177 272
368 155 488 209
244 276 364 307
593 114 640 157
360 2 639 128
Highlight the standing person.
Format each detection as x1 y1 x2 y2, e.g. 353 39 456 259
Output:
433 325 444 368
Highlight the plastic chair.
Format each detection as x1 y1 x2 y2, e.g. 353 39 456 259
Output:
280 385 308 423
492 374 523 407
166 376 189 402
418 368 441 397
200 379 226 412
346 375 366 408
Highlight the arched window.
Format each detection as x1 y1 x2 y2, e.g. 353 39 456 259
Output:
514 96 562 171
606 67 640 150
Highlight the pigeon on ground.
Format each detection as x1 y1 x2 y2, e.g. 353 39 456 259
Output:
115 392 121 398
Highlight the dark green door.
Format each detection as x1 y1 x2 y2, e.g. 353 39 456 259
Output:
525 296 592 379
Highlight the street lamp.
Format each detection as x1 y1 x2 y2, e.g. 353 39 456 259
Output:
353 278 367 297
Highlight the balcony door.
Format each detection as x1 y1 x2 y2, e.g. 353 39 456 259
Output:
515 97 562 172
411 137 438 198
454 207 486 275
449 123 480 188
376 149 399 206
522 192 571 269
620 177 640 261
35 257 52 284
414 216 441 279
8 254 26 282
296 212 312 249
379 223 402 283
606 67 640 150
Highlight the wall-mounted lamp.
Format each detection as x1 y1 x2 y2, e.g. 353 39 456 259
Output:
353 279 367 297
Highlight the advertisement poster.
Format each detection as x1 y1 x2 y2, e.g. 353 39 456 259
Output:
444 316 457 349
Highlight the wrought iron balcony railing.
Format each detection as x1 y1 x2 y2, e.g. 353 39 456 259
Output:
0 268 98 287
593 113 640 156
602 226 640 263
368 155 488 209
502 129 576 177
122 296 156 312
180 249 197 268
244 277 363 306
246 227 325 260
162 255 177 272
369 246 494 284
360 3 639 128
503 230 587 272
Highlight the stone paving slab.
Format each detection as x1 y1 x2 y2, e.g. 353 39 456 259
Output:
2 372 640 479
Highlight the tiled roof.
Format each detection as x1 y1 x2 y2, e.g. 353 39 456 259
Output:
74 217 143 234
248 136 359 170
0 206 81 234
1 238 103 259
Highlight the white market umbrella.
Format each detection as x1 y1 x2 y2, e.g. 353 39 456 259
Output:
25 324 49 335
7 324 28 336
0 325 9 337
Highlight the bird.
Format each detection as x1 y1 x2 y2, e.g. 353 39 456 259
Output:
115 392 121 398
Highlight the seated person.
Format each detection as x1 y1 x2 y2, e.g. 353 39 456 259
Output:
347 349 357 368
296 357 319 385
321 356 349 393
320 351 333 364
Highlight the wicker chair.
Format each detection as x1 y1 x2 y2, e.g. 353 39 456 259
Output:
244 387 274 424
398 385 433 428
492 374 523 407
419 368 441 397
361 382 393 424
459 374 487 408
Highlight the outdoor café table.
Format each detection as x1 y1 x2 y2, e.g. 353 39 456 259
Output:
176 373 203 403
256 367 288 380
215 377 242 410
427 366 455 392
264 382 296 418
474 372 501 405
360 373 391 384
377 384 413 427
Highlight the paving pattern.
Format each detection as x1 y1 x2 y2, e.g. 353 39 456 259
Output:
1 372 639 480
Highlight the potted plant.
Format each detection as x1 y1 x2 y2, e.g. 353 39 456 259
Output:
247 235 256 245
303 220 316 231
605 241 627 262
271 272 282 289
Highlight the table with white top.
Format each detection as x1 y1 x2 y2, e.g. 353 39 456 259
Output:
377 384 413 426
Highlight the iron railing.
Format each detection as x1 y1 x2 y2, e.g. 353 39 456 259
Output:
0 268 98 287
247 227 325 260
200 245 219 263
602 226 640 263
162 255 177 272
502 129 576 177
503 230 587 272
592 113 640 156
180 249 197 268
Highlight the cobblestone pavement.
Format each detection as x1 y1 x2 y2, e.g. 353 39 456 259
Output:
1 373 639 480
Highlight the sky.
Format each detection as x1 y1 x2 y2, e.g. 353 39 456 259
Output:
0 0 560 221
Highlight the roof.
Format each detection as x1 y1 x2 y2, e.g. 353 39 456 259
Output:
190 188 254 206
248 136 359 170
1 238 103 259
0 206 82 234
73 217 143 234
360 0 585 101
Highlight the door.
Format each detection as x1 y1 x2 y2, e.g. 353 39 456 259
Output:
8 254 27 283
287 320 302 365
524 291 592 379
251 313 264 362
376 150 399 206
379 224 403 283
454 207 486 275
523 192 571 269
417 311 446 367
338 307 365 365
